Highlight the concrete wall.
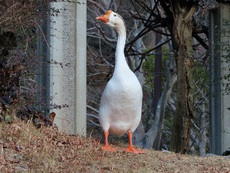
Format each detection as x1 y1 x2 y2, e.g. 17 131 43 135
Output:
49 0 86 136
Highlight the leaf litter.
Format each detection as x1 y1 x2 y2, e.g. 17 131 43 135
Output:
0 119 230 172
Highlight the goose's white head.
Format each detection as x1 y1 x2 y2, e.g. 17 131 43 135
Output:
96 10 125 32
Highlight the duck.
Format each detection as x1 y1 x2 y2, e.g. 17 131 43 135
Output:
96 10 144 154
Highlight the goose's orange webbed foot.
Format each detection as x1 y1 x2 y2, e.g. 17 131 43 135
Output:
101 130 116 153
125 131 145 154
102 144 116 152
125 146 145 154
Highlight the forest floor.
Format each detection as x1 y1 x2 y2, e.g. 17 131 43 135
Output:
0 119 230 173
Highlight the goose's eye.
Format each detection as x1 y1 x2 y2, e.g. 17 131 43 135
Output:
114 14 117 17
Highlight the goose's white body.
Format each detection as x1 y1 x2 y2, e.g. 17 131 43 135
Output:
98 10 143 138
99 62 142 137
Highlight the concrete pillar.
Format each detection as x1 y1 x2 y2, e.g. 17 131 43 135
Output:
75 0 87 136
209 3 230 154
49 0 86 136
220 4 230 154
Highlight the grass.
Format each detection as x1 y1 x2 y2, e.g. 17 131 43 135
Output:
0 119 230 173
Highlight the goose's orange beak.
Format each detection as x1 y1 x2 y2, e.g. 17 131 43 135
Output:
96 10 112 23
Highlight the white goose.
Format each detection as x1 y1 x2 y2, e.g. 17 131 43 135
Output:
96 10 144 154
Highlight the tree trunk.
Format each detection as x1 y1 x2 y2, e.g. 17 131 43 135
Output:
152 33 163 150
153 32 162 115
170 2 197 153
143 57 177 149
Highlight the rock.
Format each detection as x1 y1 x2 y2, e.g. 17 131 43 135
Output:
222 148 230 156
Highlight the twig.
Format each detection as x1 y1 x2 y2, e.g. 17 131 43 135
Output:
86 105 99 114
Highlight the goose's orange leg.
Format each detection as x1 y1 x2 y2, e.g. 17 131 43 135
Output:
125 131 145 154
101 131 116 152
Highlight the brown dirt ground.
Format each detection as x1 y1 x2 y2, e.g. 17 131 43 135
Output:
0 119 230 173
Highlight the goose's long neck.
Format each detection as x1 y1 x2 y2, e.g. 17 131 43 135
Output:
114 27 129 72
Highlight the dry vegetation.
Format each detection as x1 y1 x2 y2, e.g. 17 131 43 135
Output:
0 120 230 173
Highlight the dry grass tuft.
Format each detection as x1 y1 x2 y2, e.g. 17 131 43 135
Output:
0 119 230 172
